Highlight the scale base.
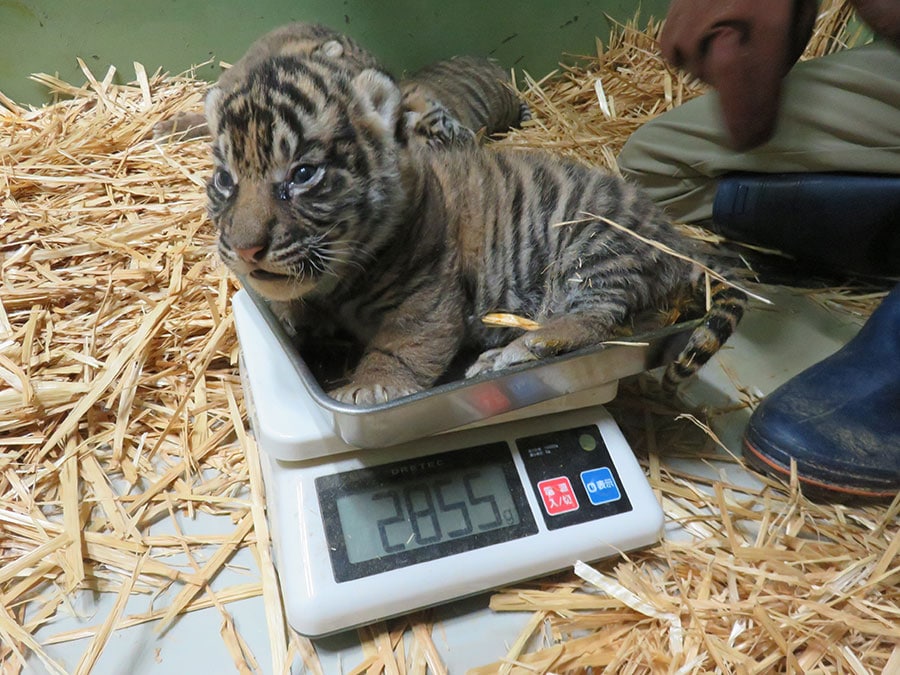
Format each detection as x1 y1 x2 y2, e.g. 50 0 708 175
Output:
255 406 664 638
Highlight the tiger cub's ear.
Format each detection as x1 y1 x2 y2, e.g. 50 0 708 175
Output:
351 69 402 134
204 86 224 135
317 39 344 58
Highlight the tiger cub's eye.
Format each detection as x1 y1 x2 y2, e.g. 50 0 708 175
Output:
213 167 235 195
288 164 321 187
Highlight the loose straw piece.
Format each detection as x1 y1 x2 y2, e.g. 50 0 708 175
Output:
574 560 684 654
481 312 542 331
594 78 611 118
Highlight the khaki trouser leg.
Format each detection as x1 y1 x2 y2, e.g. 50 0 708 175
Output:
617 42 900 223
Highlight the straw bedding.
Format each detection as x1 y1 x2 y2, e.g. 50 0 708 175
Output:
1 2 897 672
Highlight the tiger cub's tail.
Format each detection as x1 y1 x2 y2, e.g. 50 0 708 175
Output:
661 281 748 394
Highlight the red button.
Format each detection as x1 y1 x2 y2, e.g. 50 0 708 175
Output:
537 477 579 516
467 384 510 416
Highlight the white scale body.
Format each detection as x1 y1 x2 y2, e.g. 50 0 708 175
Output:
233 290 664 638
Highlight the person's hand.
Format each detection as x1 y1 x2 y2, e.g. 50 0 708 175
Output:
851 0 900 48
660 0 817 150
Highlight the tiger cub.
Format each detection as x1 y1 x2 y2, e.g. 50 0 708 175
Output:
207 41 747 406
400 55 530 147
154 23 527 148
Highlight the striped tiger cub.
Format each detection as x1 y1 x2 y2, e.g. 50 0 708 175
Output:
400 55 530 147
207 32 747 406
154 23 527 148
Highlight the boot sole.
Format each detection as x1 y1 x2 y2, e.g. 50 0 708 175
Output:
743 437 899 502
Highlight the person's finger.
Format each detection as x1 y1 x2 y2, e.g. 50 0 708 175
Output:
852 0 900 47
704 26 786 149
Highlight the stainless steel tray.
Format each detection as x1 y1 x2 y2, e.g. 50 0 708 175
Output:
243 288 696 448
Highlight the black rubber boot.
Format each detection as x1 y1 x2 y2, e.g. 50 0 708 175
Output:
742 284 900 501
713 173 900 275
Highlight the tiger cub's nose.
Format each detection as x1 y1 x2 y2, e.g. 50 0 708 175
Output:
234 245 266 264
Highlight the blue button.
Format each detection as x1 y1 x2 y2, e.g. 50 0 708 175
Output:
580 467 621 505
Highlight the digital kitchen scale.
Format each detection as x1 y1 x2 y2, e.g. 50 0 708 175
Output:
232 290 665 638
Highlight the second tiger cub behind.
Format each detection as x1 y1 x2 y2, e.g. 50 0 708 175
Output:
401 55 530 146
208 34 747 406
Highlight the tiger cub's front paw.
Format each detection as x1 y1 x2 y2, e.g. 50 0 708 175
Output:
406 107 476 149
466 332 578 378
465 340 540 377
328 381 421 406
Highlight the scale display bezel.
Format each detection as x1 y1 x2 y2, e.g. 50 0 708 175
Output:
316 442 538 582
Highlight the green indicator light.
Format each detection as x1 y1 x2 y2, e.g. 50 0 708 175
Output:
579 434 597 452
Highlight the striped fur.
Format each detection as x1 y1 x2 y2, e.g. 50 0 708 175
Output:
154 23 378 142
208 35 747 406
156 23 528 149
401 55 530 146
661 282 747 393
212 23 381 91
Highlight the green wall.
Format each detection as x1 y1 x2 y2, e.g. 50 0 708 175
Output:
0 1 667 106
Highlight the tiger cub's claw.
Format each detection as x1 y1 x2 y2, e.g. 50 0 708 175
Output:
465 335 551 377
328 382 422 406
406 107 477 149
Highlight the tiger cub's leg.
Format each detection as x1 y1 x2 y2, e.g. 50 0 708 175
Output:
402 96 477 149
466 244 688 377
466 275 748 390
466 310 622 377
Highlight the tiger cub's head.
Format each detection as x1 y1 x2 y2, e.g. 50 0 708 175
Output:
206 53 409 302
213 22 381 94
